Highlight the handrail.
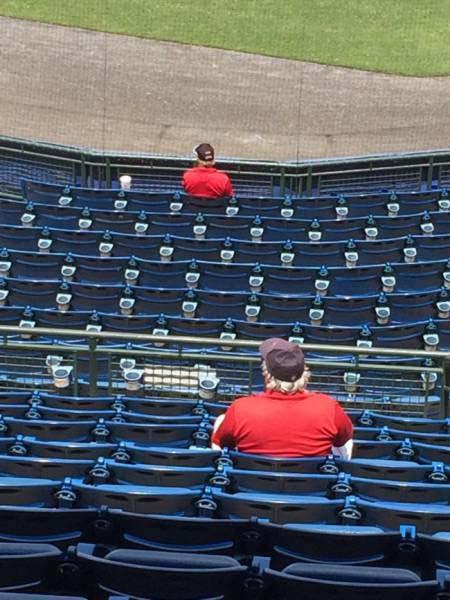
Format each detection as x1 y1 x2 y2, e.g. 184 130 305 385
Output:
0 323 447 415
0 324 448 360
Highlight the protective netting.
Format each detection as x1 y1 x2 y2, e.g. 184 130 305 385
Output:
0 2 449 161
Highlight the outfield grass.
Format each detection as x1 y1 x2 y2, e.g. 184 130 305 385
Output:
1 0 450 76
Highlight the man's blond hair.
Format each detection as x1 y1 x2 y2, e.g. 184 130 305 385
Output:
196 158 216 167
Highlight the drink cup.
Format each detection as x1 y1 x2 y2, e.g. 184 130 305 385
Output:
120 175 132 190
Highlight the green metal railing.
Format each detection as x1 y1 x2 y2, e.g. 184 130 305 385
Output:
2 134 450 194
0 325 448 417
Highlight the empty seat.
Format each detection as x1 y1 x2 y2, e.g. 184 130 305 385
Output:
212 462 450 504
356 410 449 433
111 510 252 554
73 481 200 515
72 542 248 600
0 477 60 507
263 523 413 569
214 490 342 523
346 496 450 534
264 562 440 600
0 505 99 548
0 455 91 480
0 542 61 594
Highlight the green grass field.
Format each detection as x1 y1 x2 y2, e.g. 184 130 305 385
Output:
1 0 450 76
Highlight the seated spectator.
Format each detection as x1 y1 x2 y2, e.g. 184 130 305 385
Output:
182 143 234 198
212 338 353 458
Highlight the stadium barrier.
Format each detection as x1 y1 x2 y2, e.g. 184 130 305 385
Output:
2 135 450 195
0 325 447 417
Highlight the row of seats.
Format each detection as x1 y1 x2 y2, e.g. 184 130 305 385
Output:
1 432 449 467
0 396 448 516
1 393 447 431
2 452 450 504
1 277 449 325
21 178 450 218
1 249 450 295
0 398 449 445
4 223 450 266
65 543 450 599
2 409 449 447
0 305 445 351
1 506 448 567
0 537 449 599
0 393 447 433
5 197 450 241
1 474 450 532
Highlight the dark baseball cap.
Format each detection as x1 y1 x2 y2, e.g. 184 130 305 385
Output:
195 143 215 162
260 337 305 382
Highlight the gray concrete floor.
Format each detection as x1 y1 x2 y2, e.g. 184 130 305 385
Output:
1 16 450 162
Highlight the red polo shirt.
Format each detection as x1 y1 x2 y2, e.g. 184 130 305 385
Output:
182 166 234 198
212 389 353 457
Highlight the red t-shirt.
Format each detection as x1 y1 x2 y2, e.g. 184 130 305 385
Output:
182 166 234 198
212 389 353 458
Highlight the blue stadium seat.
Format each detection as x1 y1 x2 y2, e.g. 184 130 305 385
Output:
264 562 442 600
73 482 200 514
355 410 450 433
354 426 450 446
418 233 450 261
132 259 189 289
2 279 56 308
422 532 450 570
2 250 64 280
345 496 450 533
394 260 444 293
105 421 208 447
262 522 417 569
353 439 418 460
23 307 89 332
213 489 342 523
100 461 214 489
72 542 248 600
103 445 218 468
261 522 450 572
111 510 251 554
0 543 61 594
0 477 61 507
7 437 117 461
0 505 98 547
413 441 450 464
212 465 450 504
2 417 98 441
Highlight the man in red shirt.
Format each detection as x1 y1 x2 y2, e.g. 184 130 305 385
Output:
182 143 234 198
212 338 353 458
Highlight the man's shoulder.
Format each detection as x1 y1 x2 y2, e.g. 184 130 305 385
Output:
183 166 198 177
230 393 263 408
214 169 230 180
301 390 339 406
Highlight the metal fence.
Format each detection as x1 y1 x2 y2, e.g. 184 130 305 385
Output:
2 135 450 196
0 325 448 418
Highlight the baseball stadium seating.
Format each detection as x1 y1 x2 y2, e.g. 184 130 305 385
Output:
0 143 449 598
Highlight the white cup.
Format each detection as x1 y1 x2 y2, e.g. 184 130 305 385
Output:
119 175 132 190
